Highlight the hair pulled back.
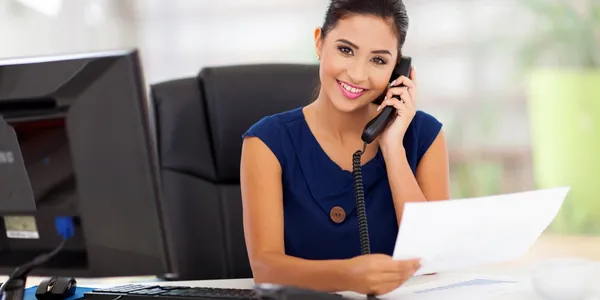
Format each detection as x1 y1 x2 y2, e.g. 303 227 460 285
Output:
320 0 409 52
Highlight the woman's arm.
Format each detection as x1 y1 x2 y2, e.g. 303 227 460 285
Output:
380 130 451 225
240 137 351 292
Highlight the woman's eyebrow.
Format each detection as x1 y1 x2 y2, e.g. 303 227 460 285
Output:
336 39 392 56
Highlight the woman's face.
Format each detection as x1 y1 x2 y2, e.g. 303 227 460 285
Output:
315 14 399 113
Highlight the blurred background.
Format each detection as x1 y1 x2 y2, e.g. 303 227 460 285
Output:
0 0 598 244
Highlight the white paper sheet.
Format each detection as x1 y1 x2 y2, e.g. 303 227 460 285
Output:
379 276 536 300
379 272 600 300
392 187 570 276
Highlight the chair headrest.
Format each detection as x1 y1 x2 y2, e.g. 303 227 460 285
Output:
152 64 319 183
201 64 318 182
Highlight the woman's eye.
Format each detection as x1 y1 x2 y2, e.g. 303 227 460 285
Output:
372 57 386 65
338 46 353 55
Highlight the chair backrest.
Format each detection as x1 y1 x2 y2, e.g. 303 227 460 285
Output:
150 64 319 280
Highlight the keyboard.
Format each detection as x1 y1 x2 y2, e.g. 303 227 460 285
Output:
83 284 257 300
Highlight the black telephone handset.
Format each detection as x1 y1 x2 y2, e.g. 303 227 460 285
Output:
361 56 412 144
352 56 412 257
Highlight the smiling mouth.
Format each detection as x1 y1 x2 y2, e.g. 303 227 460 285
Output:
337 80 368 99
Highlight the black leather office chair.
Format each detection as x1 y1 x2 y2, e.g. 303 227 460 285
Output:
150 64 319 280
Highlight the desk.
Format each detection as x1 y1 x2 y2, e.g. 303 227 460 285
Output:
9 264 600 300
4 233 600 299
69 270 600 300
17 276 452 298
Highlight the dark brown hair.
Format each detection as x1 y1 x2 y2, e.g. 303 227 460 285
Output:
321 0 409 49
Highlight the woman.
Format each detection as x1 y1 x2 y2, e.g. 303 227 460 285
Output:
240 0 450 295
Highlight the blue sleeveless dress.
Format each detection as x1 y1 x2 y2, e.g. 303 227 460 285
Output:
242 107 442 260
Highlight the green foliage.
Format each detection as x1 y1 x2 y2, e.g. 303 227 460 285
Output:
445 102 504 200
451 161 503 200
517 0 600 70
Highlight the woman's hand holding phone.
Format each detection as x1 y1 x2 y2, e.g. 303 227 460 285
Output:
376 67 417 153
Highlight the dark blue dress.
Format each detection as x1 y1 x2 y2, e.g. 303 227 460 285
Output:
242 107 442 260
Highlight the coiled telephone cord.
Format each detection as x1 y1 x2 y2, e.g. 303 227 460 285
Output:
352 141 371 255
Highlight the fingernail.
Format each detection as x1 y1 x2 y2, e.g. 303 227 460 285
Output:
390 80 396 86
377 105 381 111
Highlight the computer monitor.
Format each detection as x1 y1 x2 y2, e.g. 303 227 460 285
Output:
0 49 175 279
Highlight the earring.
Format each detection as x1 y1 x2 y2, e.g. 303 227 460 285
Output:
317 55 320 60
